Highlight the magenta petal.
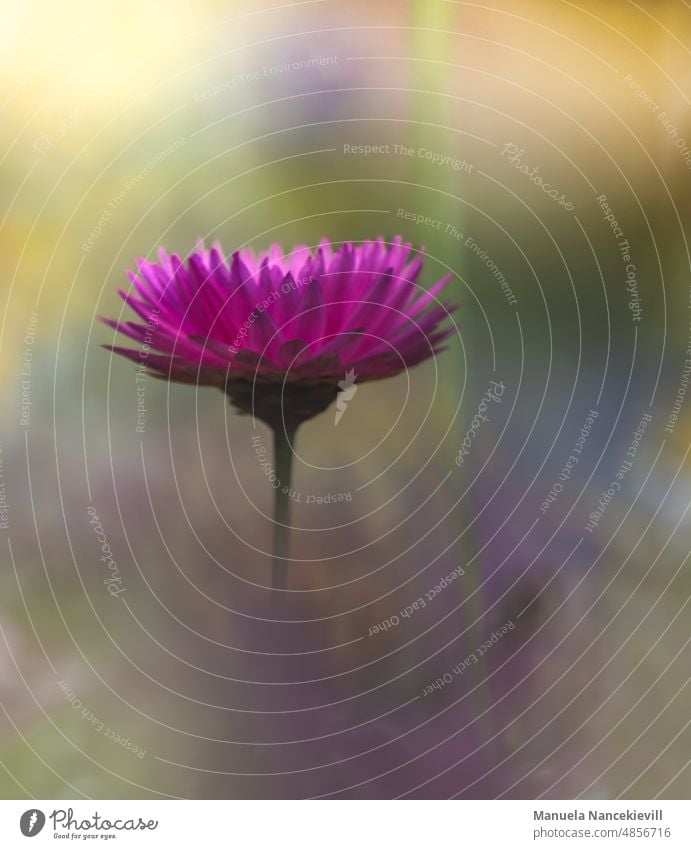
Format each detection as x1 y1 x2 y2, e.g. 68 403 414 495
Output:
287 279 326 347
103 238 457 386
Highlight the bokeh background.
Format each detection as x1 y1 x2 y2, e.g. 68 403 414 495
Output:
0 0 690 799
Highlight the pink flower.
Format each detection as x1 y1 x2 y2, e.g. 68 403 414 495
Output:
103 237 456 425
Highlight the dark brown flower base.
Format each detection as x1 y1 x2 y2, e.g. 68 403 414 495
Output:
224 377 340 431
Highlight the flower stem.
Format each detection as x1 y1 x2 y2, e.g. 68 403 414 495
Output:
271 424 296 590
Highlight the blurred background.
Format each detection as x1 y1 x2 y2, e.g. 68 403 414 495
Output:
0 0 690 799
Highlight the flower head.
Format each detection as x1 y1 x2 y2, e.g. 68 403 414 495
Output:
103 237 457 427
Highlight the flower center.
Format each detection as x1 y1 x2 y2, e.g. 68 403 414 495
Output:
224 378 341 431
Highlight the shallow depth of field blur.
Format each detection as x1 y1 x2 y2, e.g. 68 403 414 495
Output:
0 0 690 799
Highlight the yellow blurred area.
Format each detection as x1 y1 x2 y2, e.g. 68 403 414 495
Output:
1 0 688 335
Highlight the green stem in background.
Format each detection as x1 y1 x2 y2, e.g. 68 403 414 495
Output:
412 1 494 744
271 424 297 590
